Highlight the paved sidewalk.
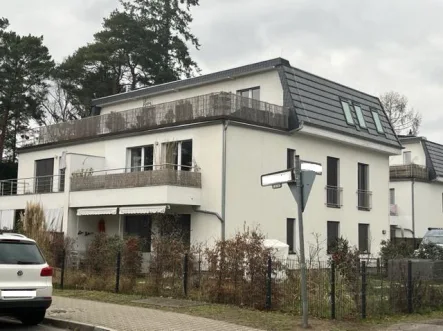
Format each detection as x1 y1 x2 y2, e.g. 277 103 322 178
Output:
385 320 443 330
47 296 262 331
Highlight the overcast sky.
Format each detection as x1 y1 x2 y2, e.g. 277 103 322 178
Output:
2 0 443 143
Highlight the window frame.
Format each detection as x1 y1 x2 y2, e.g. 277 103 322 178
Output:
371 110 385 133
327 221 340 254
340 100 355 125
128 145 154 172
390 188 395 205
287 218 296 254
358 223 370 254
236 86 261 101
353 104 367 128
287 148 296 169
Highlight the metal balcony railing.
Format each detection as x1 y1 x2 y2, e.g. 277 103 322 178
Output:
325 186 343 208
357 190 372 211
18 92 288 148
70 164 201 192
0 175 65 196
390 164 430 181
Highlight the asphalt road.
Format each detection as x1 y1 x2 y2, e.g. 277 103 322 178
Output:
0 317 65 330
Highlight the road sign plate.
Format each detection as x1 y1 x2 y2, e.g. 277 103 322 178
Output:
261 169 294 187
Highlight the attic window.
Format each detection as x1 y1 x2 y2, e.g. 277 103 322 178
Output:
372 111 384 133
340 101 354 125
354 105 366 128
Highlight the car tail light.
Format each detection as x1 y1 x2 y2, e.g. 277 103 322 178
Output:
40 266 53 277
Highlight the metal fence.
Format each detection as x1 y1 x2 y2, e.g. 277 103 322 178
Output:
52 249 443 320
18 92 288 148
0 175 65 196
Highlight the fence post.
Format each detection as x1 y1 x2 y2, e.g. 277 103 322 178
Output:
376 258 381 276
183 253 189 297
361 261 367 319
407 260 413 314
60 249 66 290
330 261 336 319
265 256 272 310
115 250 121 293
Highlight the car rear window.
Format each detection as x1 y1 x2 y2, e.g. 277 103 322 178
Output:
0 241 45 265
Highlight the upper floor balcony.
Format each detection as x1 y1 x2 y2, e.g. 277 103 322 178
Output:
0 175 65 196
389 164 430 181
18 92 288 148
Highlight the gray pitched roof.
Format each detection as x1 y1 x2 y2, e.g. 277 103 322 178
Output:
92 57 401 148
279 65 400 148
422 140 443 179
91 58 289 107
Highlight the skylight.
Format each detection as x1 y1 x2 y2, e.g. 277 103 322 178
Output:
341 101 354 125
372 111 384 133
354 105 366 128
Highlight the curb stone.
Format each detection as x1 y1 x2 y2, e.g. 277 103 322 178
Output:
43 317 117 331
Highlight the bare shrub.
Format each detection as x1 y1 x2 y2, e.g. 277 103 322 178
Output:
204 224 280 309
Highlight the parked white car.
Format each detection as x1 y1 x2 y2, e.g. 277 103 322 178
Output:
0 232 53 325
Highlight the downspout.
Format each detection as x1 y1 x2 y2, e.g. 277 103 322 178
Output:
411 178 416 246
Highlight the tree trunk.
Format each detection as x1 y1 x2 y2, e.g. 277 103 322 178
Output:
0 110 10 162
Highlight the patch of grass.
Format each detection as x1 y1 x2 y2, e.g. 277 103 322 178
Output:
54 289 389 330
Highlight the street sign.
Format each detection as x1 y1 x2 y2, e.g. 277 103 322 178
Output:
300 161 322 174
261 169 294 187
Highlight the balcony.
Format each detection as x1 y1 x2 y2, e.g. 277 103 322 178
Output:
0 175 65 196
325 186 343 208
71 165 201 192
390 164 430 181
18 92 288 148
357 190 372 211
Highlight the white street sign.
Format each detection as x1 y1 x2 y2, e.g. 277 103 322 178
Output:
261 169 294 187
300 161 322 174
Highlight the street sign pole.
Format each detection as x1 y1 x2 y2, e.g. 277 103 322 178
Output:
261 155 322 329
289 155 308 328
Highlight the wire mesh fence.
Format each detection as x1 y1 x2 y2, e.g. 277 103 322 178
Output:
52 246 443 320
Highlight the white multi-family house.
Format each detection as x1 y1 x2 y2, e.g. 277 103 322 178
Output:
389 135 443 239
0 58 402 259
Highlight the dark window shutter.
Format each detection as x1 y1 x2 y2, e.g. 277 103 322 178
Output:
286 218 295 252
327 221 339 254
287 149 295 169
359 224 369 252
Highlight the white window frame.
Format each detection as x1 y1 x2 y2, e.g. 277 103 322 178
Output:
162 140 193 172
127 145 154 172
237 87 260 100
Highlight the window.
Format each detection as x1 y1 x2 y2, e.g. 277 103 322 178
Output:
237 87 260 101
341 101 354 125
372 111 384 133
287 149 295 169
163 140 193 171
35 158 54 193
327 221 340 254
354 105 366 128
358 224 370 253
390 188 395 205
129 145 154 172
125 215 152 252
358 163 370 210
0 241 45 265
403 151 412 165
59 168 66 192
287 218 295 253
327 157 340 207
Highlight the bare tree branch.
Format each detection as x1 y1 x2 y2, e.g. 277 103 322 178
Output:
380 91 422 135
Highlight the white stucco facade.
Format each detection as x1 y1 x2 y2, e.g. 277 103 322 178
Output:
0 65 400 260
389 138 443 239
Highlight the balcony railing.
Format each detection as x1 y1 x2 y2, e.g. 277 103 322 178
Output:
18 92 288 148
325 186 343 208
357 190 372 211
70 165 201 192
0 175 65 196
390 164 430 181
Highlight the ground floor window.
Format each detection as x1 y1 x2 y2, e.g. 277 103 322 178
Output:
158 214 191 249
124 215 152 252
327 221 340 254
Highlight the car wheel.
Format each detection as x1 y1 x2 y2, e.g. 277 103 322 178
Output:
18 309 46 326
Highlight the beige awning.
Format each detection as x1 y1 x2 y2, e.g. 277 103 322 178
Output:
119 205 168 215
77 207 117 216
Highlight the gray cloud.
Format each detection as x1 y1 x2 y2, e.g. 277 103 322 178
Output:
1 0 443 142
